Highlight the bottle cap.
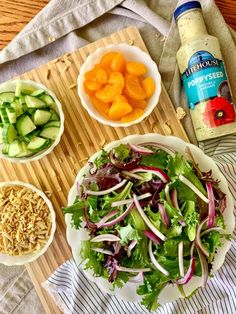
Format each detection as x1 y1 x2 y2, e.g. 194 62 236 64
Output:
174 1 202 21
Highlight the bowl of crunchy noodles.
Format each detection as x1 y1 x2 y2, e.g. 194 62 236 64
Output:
0 181 56 265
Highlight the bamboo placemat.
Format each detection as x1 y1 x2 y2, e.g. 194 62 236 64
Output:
0 26 188 313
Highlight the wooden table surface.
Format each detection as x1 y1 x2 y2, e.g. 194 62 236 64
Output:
0 0 236 50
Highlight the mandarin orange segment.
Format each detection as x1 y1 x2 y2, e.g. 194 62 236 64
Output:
142 77 155 98
95 85 121 103
121 108 144 123
126 96 147 109
100 52 118 68
108 72 124 89
95 68 108 84
83 82 95 96
115 95 128 103
125 74 147 100
84 80 102 91
91 96 111 117
84 64 101 80
111 53 125 73
126 62 147 76
108 101 132 120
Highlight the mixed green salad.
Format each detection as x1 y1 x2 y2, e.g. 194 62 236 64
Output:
0 81 61 158
63 142 229 311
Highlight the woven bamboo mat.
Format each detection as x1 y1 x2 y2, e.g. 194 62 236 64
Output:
0 26 188 313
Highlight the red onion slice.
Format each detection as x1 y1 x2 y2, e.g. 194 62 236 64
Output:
130 166 169 183
165 185 172 205
143 230 161 244
96 210 120 228
129 272 144 283
122 171 144 181
176 243 195 285
133 194 166 241
91 234 120 242
129 144 154 155
196 246 208 287
176 257 195 285
179 175 209 203
200 226 223 237
86 179 127 196
170 188 179 209
139 142 175 157
158 203 170 228
148 240 169 276
98 202 133 228
84 207 96 230
206 182 216 228
111 193 151 207
196 218 209 257
178 241 184 277
116 266 151 273
91 248 113 255
127 240 137 257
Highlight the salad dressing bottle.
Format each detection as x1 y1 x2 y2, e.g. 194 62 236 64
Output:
174 1 236 141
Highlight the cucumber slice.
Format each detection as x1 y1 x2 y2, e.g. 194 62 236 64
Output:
31 89 45 97
49 109 60 121
40 94 54 105
44 120 60 128
19 96 26 105
33 109 51 126
0 108 9 124
25 95 47 109
2 103 11 108
16 114 36 136
0 92 15 103
21 87 36 95
22 103 28 112
16 142 33 158
2 124 17 144
15 81 22 98
21 129 41 143
27 137 49 152
11 101 23 118
6 108 17 124
8 140 22 157
2 143 9 154
40 127 59 140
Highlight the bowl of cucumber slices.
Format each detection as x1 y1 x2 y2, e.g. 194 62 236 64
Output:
0 79 64 163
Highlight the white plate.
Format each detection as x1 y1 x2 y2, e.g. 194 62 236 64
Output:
0 79 64 163
65 134 235 304
0 181 56 265
77 44 161 127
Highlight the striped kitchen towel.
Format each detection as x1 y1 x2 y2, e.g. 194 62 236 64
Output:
43 145 236 314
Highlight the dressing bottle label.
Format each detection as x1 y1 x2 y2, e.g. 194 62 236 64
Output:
182 50 235 128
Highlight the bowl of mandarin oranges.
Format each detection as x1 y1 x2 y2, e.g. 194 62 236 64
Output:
77 43 161 126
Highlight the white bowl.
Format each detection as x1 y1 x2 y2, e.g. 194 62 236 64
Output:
77 44 162 127
0 181 56 265
65 133 235 305
0 79 64 163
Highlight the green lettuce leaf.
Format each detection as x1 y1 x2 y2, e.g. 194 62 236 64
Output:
183 201 200 241
94 149 109 169
102 181 133 209
80 241 105 276
167 153 206 196
113 144 130 161
62 199 85 229
202 230 231 262
119 224 141 245
140 150 168 170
